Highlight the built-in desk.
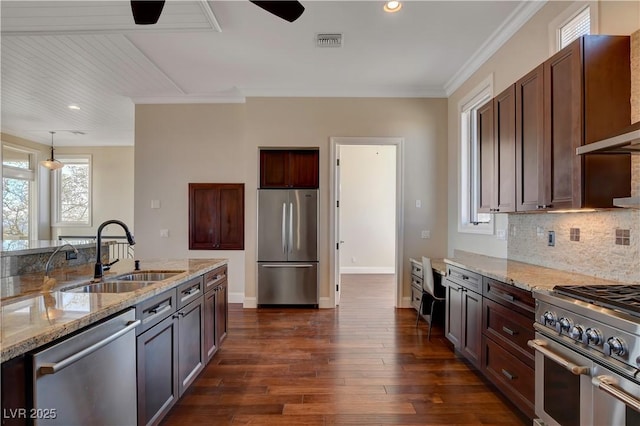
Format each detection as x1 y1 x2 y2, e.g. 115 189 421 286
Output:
409 257 446 323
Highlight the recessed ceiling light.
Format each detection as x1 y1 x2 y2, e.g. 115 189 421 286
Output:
384 1 402 13
68 104 80 110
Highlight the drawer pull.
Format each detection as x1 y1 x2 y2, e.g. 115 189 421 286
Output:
501 369 516 380
502 326 517 336
495 291 515 302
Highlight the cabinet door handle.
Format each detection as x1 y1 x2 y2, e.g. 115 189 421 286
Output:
495 291 515 302
501 369 516 380
502 326 517 336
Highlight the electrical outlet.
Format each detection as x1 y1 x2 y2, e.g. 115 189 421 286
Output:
537 226 545 238
66 250 78 260
496 229 506 240
160 229 169 238
509 224 516 237
415 199 422 208
548 231 555 247
421 230 430 239
151 199 161 209
351 256 357 263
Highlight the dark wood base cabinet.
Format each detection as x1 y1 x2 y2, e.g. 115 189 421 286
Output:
445 268 535 421
444 265 483 369
481 277 535 420
203 265 228 362
136 268 227 426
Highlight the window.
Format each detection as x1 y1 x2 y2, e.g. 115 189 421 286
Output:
53 155 92 226
549 2 597 54
2 144 36 240
560 7 590 49
458 75 493 234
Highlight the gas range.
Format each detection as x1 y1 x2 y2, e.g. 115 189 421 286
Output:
533 284 640 380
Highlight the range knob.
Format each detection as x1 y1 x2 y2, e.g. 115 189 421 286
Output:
555 317 573 334
541 311 557 327
568 325 584 341
604 337 626 357
582 328 603 346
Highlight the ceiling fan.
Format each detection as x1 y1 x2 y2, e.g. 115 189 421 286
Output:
130 1 305 25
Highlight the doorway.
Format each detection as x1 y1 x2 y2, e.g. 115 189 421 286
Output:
329 137 404 308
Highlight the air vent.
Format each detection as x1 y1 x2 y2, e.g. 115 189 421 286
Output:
316 33 342 48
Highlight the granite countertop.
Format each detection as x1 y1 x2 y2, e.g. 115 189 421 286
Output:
444 250 622 292
0 258 227 363
1 239 97 256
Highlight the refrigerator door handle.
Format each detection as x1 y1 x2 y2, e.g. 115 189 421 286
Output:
261 264 315 268
289 202 294 254
282 202 287 254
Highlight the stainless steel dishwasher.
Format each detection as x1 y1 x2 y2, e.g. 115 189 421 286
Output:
31 308 140 425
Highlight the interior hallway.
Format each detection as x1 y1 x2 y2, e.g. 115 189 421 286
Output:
161 275 528 425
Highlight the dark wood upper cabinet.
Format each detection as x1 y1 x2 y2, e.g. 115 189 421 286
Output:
189 183 244 250
477 99 495 213
260 149 319 188
493 85 516 213
478 85 516 214
515 64 545 212
515 35 631 212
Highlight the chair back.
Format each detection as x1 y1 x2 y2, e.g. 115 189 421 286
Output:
421 257 436 296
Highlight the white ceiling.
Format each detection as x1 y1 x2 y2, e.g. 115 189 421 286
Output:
1 1 544 147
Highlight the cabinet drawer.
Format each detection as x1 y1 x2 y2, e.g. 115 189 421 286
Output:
136 289 177 335
411 286 422 311
483 297 534 368
446 265 482 293
410 259 424 279
411 275 423 290
177 276 204 309
482 336 535 420
483 277 534 315
204 265 227 294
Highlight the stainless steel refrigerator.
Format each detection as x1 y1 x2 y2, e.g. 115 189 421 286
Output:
257 189 318 306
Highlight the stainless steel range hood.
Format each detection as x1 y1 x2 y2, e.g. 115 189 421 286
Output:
576 121 640 155
612 196 640 209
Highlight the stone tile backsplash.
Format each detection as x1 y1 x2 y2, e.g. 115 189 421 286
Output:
508 210 640 284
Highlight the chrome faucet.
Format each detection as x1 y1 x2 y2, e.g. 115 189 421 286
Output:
94 220 135 280
45 242 79 277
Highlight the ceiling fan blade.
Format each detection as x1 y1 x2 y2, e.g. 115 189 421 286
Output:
249 1 305 23
131 0 165 25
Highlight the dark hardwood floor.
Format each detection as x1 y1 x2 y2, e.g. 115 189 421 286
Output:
161 274 528 425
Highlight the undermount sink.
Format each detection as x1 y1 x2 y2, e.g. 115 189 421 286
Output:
113 271 184 282
63 281 154 293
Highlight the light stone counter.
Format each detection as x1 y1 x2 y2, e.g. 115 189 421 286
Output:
444 250 622 293
0 258 227 363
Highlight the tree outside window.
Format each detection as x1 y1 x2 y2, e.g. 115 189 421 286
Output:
54 156 92 226
2 146 35 240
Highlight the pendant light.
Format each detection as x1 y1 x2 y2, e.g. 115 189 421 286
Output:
40 131 64 171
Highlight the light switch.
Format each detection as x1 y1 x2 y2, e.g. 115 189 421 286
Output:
415 200 422 208
160 229 169 238
421 230 430 239
151 200 161 209
496 229 506 240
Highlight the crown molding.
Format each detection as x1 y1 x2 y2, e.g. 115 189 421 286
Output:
242 86 447 98
131 95 247 104
444 0 547 97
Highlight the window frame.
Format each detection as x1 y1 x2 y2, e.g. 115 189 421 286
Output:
548 1 598 55
52 154 93 227
2 143 38 240
458 75 494 235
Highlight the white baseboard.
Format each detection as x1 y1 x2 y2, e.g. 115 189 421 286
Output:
319 297 333 309
399 296 413 309
229 292 245 304
340 266 395 274
242 296 331 309
243 296 257 308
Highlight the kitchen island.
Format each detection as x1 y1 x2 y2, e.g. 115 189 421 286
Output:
0 258 227 363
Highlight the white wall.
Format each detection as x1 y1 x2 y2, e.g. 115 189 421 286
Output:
447 0 640 259
339 144 396 274
134 97 449 307
53 146 135 239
